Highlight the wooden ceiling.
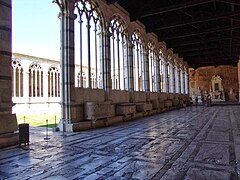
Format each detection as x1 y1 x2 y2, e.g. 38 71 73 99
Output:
107 0 240 68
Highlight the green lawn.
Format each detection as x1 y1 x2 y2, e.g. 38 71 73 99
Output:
17 114 61 128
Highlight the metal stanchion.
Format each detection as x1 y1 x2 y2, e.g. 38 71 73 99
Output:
61 118 66 137
55 116 57 129
44 119 50 140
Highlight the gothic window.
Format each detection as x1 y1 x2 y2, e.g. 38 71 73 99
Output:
12 59 23 97
109 15 127 90
159 50 164 92
167 63 170 92
29 62 43 97
148 41 157 92
48 66 60 97
75 0 103 89
132 30 144 91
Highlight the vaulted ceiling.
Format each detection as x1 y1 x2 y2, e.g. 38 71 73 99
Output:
107 0 240 68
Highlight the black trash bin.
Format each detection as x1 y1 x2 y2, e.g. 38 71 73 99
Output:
19 123 29 146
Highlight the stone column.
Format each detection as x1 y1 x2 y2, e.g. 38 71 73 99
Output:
0 0 18 148
169 63 174 93
55 0 76 131
182 71 186 94
238 59 240 102
180 69 184 94
172 65 175 93
42 64 49 100
178 68 181 94
175 66 179 93
126 42 134 102
163 60 169 93
154 56 161 93
142 48 150 93
185 72 189 95
21 60 31 101
101 30 111 101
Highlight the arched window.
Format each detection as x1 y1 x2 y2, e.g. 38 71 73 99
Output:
77 72 87 88
132 30 144 91
109 15 127 90
159 49 164 92
48 66 60 97
29 62 43 97
75 0 103 89
12 59 23 97
148 41 157 92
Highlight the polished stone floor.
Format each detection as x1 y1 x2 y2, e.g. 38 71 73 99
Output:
1 105 240 180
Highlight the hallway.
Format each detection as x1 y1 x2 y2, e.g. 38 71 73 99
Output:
0 106 240 179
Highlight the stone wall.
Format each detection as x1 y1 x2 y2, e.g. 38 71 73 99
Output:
189 66 239 101
0 0 18 148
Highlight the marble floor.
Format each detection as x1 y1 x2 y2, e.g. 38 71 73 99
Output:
1 105 240 180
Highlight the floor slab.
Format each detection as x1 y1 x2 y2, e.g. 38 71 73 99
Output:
0 105 240 179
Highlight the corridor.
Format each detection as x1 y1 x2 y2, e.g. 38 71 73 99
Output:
0 106 240 179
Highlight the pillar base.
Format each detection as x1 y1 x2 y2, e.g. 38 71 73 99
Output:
58 120 73 132
0 113 19 148
0 132 19 148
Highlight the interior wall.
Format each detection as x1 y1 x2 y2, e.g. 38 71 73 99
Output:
189 65 239 101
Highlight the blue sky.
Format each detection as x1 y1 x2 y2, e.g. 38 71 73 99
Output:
12 0 60 60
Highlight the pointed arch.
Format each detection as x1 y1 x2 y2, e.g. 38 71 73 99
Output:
109 14 128 90
48 66 60 97
29 62 43 97
147 40 157 92
131 29 145 91
12 59 23 97
74 0 104 89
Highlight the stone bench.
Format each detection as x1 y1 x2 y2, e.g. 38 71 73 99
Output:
116 103 136 116
84 101 114 121
136 103 152 112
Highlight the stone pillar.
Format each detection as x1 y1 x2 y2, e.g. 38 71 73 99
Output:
185 72 189 95
169 63 174 93
55 0 76 131
142 49 150 93
180 69 184 94
42 64 49 100
21 60 31 101
172 65 175 93
238 59 240 102
155 56 161 93
178 68 181 94
0 0 18 148
175 66 179 93
101 30 111 101
126 42 134 102
163 60 169 93
182 71 186 94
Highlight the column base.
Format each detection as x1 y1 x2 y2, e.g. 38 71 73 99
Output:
0 113 19 148
58 120 73 132
0 132 19 148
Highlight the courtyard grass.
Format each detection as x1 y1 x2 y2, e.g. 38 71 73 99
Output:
17 114 61 128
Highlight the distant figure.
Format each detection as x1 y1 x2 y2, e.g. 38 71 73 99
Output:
201 96 205 105
206 95 211 107
209 95 212 106
195 96 198 106
206 95 209 106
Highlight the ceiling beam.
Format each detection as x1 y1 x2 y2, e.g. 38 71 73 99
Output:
150 11 240 31
169 37 232 48
176 44 240 53
183 50 238 57
216 0 240 6
131 0 214 21
106 0 120 5
161 25 240 40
